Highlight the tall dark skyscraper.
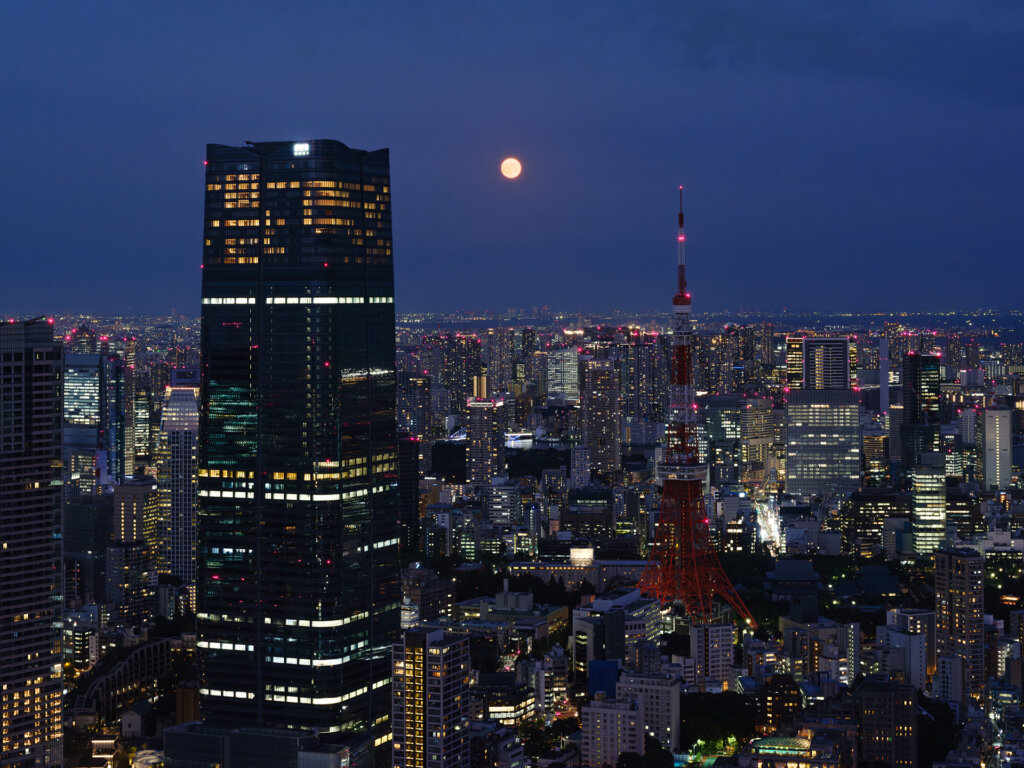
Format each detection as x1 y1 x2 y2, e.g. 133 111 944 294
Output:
194 140 400 749
0 319 63 766
900 352 941 470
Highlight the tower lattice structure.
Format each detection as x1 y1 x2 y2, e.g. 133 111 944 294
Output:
637 190 757 627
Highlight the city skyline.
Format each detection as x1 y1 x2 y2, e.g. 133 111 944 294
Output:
2 3 1023 316
4 5 1024 768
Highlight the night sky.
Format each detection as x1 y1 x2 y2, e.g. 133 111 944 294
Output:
1 2 1022 315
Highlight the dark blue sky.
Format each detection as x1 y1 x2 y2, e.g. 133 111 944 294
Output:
1 2 1022 315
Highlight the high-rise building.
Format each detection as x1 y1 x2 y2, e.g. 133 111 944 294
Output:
690 622 734 690
0 319 63 766
740 397 772 484
397 435 421 566
193 140 400 747
618 335 667 424
785 389 861 500
579 356 621 479
580 696 644 768
887 608 936 677
467 398 506 486
108 477 159 627
855 676 917 768
63 351 125 496
114 476 160 550
801 337 852 390
935 548 984 700
862 429 890 487
392 629 470 768
397 375 431 440
155 369 199 583
546 347 579 399
615 673 682 751
910 451 946 556
569 443 590 489
785 336 805 389
900 353 941 470
978 408 1010 491
427 333 481 416
483 328 516 393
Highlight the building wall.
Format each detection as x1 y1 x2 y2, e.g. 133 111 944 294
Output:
0 320 63 766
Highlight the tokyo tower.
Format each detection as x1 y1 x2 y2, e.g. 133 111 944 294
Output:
637 189 757 627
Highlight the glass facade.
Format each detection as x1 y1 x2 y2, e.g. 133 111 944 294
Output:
197 140 400 743
785 389 861 500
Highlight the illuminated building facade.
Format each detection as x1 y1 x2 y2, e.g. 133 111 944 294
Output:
899 353 941 470
740 397 772 484
108 477 159 627
910 452 946 555
862 429 890 487
397 375 431 440
786 336 805 389
978 407 1010 491
802 337 853 390
467 397 506 486
691 622 735 689
62 352 125 496
580 696 644 768
0 319 63 766
579 356 621 479
785 389 861 500
392 629 470 768
546 346 579 399
195 140 400 745
155 369 199 583
935 548 984 700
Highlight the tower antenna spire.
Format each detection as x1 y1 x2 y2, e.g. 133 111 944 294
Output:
637 189 757 628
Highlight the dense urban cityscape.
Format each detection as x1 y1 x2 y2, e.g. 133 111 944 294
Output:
3 5 1024 768
4 161 1024 767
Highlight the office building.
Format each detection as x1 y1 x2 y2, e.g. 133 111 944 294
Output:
802 337 853 390
785 389 861 500
786 336 805 389
740 397 772 484
107 477 159 627
886 608 936 677
467 398 506 486
546 346 579 399
155 369 199 583
978 408 1010 491
63 351 125 497
192 140 400 750
579 356 621 479
392 629 470 768
486 476 522 526
0 319 63 766
617 673 682 750
935 548 984 700
862 429 890 487
855 676 917 768
900 353 941 469
397 435 421 565
572 590 661 677
568 443 589 489
691 622 735 690
580 695 644 768
911 452 946 555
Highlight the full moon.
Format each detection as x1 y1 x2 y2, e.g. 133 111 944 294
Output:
500 157 522 179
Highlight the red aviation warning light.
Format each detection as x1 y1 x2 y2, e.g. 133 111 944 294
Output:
636 188 757 628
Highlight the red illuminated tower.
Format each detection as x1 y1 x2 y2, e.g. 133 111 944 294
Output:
637 189 757 627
